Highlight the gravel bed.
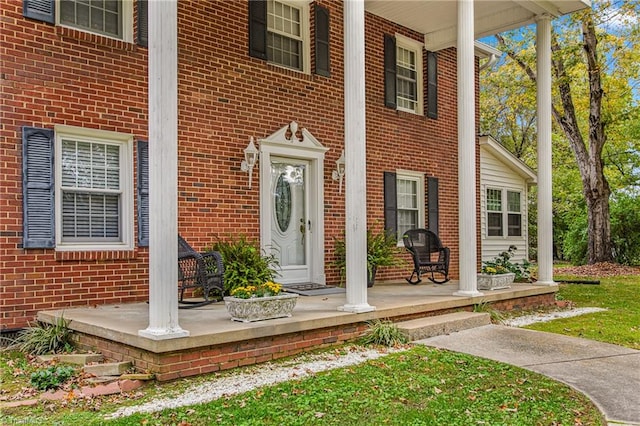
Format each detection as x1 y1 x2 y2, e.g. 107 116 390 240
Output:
107 346 402 419
502 307 607 327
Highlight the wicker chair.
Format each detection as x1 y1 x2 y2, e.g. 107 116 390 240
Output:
402 229 450 284
177 235 224 308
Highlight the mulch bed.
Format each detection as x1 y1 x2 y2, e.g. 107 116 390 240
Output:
554 262 640 277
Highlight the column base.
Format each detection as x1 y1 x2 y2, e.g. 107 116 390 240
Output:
453 290 484 297
338 304 376 313
138 327 190 340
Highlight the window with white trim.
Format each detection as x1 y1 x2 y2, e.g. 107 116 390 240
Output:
486 188 522 238
57 0 133 41
396 35 423 114
397 171 425 241
267 0 308 72
55 126 134 250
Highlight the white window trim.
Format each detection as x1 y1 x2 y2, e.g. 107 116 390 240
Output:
55 0 133 43
395 33 424 115
266 0 311 74
396 169 425 245
485 187 523 239
54 125 134 251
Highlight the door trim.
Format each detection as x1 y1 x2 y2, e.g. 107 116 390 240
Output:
258 122 329 285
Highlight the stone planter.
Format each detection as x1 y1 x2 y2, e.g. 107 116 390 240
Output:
223 293 298 323
477 272 515 290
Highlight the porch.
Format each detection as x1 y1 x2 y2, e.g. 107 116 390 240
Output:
38 282 557 381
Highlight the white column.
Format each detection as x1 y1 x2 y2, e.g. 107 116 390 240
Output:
454 0 482 297
535 15 555 286
339 0 375 313
139 0 189 339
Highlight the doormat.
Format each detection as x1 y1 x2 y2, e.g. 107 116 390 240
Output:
283 283 346 296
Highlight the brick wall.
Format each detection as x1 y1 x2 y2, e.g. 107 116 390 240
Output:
1 0 472 329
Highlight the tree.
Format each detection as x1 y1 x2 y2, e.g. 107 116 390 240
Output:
481 0 640 264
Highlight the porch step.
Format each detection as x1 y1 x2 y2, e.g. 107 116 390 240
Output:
397 312 491 341
37 353 104 365
83 361 132 377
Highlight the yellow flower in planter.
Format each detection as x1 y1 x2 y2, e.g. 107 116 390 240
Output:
230 282 282 299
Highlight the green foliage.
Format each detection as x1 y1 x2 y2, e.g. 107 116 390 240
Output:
610 192 640 265
211 235 280 294
9 316 73 355
562 212 589 264
29 365 76 391
333 228 400 284
472 301 505 324
359 319 408 347
481 245 531 281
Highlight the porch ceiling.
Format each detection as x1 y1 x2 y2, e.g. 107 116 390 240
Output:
364 0 591 51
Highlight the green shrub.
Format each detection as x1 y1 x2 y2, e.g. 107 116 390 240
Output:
610 193 640 265
360 319 408 347
30 365 76 391
211 235 280 294
333 228 400 284
473 301 505 323
10 316 73 355
481 245 531 281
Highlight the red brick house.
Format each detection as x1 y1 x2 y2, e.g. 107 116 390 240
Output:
1 0 588 336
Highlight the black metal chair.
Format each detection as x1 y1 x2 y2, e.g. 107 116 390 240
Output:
402 229 450 284
178 235 224 308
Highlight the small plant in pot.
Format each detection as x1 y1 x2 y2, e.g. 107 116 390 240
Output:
333 228 400 287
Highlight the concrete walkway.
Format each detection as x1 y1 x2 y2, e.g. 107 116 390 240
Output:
417 325 640 425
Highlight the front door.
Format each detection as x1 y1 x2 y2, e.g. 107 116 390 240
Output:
270 158 310 283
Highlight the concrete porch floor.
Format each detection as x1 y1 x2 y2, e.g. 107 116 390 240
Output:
38 281 557 355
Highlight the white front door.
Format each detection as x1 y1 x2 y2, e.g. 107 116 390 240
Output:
270 158 310 283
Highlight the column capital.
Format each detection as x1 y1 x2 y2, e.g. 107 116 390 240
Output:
535 13 552 23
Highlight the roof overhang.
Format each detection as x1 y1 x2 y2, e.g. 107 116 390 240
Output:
364 0 591 51
479 135 538 184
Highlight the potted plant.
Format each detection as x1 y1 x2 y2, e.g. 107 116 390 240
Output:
223 281 298 322
333 228 400 287
478 245 531 290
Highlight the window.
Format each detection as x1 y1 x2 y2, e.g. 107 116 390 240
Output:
267 0 305 70
384 34 424 115
507 190 522 237
486 188 522 238
55 126 134 250
384 171 425 243
23 0 135 42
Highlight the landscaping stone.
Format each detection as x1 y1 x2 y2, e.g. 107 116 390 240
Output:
37 353 103 365
119 379 144 393
0 399 39 408
120 373 155 381
83 361 132 376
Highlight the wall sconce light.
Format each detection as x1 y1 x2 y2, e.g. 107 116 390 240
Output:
241 137 259 188
331 150 346 194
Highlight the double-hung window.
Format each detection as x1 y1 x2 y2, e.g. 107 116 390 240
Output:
267 0 306 71
384 34 425 115
55 126 134 250
23 0 135 42
486 188 522 238
396 171 425 242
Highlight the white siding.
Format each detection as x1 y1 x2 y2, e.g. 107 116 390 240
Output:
480 146 529 263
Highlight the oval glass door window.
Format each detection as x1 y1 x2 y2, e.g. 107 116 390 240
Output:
275 173 292 232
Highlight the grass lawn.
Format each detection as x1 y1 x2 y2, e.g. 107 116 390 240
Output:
1 346 603 426
527 274 640 350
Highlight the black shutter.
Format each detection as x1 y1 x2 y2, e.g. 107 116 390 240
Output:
427 177 439 234
137 140 149 247
23 0 55 24
383 172 397 237
427 51 438 119
314 4 330 77
248 0 268 60
384 34 397 109
137 0 148 47
22 127 55 248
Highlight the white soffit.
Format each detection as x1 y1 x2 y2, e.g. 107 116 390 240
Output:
364 0 591 51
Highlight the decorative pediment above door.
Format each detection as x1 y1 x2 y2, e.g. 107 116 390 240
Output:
259 121 329 154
